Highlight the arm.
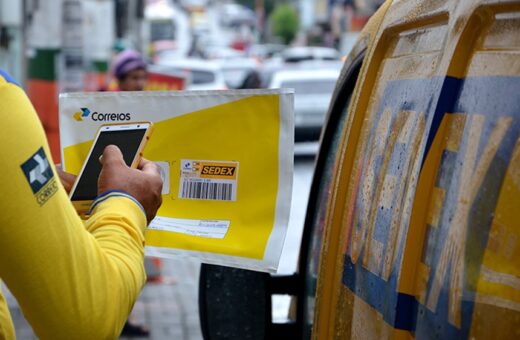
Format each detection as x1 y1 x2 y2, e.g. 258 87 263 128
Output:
0 286 15 339
0 76 161 339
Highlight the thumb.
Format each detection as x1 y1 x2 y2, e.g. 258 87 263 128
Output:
100 145 125 167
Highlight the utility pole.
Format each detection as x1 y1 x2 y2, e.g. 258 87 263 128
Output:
25 0 63 160
0 0 24 82
60 0 84 93
255 0 264 41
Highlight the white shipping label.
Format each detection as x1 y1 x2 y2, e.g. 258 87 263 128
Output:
179 160 238 201
148 217 230 239
155 161 170 195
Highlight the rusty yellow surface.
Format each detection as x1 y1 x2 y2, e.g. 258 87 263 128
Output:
311 0 520 338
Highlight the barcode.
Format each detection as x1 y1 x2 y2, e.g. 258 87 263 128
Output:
181 180 233 201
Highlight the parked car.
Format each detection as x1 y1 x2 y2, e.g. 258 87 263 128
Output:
248 43 286 60
217 58 259 89
269 69 340 142
203 46 246 60
154 59 227 90
281 46 340 63
199 0 520 339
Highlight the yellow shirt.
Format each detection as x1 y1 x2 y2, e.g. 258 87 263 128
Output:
0 71 147 339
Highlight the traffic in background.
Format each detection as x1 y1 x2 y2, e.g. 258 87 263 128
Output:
0 0 378 161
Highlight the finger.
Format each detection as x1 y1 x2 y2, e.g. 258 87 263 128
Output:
56 167 77 193
139 158 161 175
57 168 77 182
100 145 126 167
137 157 149 170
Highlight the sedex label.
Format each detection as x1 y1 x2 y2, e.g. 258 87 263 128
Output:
179 160 239 201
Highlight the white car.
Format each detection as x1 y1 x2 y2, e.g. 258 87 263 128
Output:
281 47 340 63
154 59 227 90
269 69 340 141
217 58 259 89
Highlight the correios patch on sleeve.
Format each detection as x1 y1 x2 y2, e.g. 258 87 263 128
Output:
21 147 58 205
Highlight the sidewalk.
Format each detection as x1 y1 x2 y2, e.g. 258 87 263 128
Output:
3 257 203 340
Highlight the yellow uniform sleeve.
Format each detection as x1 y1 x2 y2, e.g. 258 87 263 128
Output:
0 74 147 339
0 285 15 340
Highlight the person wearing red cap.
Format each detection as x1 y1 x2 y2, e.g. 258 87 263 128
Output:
111 50 148 91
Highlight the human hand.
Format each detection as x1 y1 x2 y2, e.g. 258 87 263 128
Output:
55 164 77 194
98 145 163 223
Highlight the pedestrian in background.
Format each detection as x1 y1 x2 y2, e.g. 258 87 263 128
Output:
110 50 149 91
239 70 262 89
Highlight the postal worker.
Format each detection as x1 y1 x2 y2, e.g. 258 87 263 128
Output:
0 69 163 339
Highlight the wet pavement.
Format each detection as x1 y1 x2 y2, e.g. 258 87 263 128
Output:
3 256 203 340
122 257 203 340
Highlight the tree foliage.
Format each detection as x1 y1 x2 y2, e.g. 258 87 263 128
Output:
270 4 299 45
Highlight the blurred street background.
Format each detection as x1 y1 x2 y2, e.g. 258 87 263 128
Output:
0 0 382 162
0 0 382 338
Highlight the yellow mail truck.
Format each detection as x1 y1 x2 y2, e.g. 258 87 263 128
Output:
200 0 520 338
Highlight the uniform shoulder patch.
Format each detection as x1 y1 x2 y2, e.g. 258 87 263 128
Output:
21 147 58 205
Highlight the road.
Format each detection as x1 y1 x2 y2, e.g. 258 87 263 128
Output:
3 155 316 339
272 155 315 322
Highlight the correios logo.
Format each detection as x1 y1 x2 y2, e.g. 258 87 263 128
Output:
73 108 90 121
73 107 131 122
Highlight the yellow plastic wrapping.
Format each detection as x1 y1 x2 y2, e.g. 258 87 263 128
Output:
59 90 293 272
